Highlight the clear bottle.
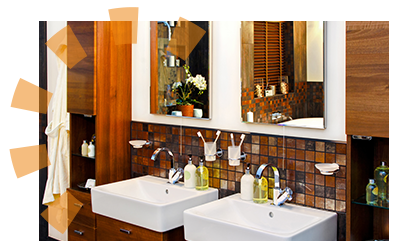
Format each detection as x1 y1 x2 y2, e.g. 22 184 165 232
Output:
184 154 197 188
374 161 389 202
195 156 208 190
253 176 268 204
366 179 378 205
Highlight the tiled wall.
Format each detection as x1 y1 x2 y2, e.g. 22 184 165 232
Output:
131 121 347 240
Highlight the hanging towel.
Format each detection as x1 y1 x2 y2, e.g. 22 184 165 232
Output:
43 50 70 205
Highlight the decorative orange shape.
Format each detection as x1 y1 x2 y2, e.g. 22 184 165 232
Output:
108 7 139 44
10 144 50 178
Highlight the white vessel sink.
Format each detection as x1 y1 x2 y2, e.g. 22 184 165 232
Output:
91 175 218 232
184 193 337 241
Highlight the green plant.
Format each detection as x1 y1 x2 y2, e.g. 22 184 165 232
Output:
172 64 207 105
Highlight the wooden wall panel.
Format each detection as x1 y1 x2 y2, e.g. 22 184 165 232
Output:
346 21 389 138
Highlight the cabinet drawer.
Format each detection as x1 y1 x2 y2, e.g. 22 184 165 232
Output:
96 215 164 241
67 189 96 227
68 221 96 241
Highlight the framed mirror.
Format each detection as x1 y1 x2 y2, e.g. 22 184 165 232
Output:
241 21 326 129
150 21 212 119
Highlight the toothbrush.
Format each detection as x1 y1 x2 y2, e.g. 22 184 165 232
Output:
238 134 246 148
230 133 235 147
214 130 221 143
197 131 206 144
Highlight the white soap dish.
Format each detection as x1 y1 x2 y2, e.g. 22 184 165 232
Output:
315 163 339 175
129 140 152 149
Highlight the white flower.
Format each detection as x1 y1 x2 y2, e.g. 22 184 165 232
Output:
193 74 207 91
172 81 182 89
186 76 194 84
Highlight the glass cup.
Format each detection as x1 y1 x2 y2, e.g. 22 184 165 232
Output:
228 146 240 166
204 142 216 161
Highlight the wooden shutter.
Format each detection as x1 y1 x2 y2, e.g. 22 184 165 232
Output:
253 21 286 95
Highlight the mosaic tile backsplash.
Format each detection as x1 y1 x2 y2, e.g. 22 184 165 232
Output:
131 121 346 240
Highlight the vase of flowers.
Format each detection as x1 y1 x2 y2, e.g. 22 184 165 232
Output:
172 64 207 117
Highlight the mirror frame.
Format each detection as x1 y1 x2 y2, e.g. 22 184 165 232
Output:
150 21 213 120
240 21 327 129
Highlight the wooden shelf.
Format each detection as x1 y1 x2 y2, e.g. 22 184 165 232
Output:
72 153 95 160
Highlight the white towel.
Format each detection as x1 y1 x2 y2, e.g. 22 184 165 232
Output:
43 55 70 205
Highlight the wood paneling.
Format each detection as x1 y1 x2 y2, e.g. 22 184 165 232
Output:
346 21 389 138
67 22 96 115
95 21 132 186
68 189 96 228
68 221 96 241
150 21 158 114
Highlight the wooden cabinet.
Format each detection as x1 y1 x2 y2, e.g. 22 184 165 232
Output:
345 21 389 241
67 189 96 241
67 21 132 241
67 21 96 115
96 215 184 241
346 21 389 138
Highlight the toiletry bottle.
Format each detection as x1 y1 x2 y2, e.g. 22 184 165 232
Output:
184 154 197 188
366 179 378 205
88 141 95 157
241 164 254 201
196 156 209 190
253 174 268 204
81 140 88 157
374 161 389 202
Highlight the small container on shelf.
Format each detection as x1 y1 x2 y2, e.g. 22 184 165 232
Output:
366 179 378 205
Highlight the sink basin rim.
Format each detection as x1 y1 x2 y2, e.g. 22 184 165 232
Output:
93 175 206 206
184 193 337 240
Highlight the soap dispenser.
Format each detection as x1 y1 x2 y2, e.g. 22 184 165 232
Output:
241 164 254 201
195 156 209 190
253 173 268 204
184 154 196 188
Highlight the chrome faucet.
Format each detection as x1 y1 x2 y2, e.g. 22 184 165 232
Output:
255 163 293 206
151 147 183 184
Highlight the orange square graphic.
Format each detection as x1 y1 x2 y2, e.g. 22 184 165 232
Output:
108 7 138 45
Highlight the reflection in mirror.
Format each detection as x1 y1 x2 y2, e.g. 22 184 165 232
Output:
150 21 211 119
241 21 325 129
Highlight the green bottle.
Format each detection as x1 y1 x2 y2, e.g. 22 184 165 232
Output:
253 176 268 204
195 156 208 190
374 161 389 202
366 179 378 205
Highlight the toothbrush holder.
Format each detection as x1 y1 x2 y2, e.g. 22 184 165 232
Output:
228 146 247 166
204 142 223 162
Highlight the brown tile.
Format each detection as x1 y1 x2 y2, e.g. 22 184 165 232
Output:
296 161 305 171
336 154 346 166
251 154 259 165
336 178 346 189
160 126 167 134
287 148 296 159
325 176 335 187
305 173 314 184
287 159 296 170
260 155 269 164
326 153 335 163
305 184 315 195
296 139 305 150
220 180 227 189
305 151 315 162
305 162 315 173
213 169 220 179
336 143 347 154
260 145 268 155
295 193 305 205
286 138 296 148
243 143 251 153
315 196 325 209
287 169 295 181
228 171 235 181
325 198 335 211
336 189 346 201
277 147 284 158
269 136 277 146
315 152 325 163
315 141 325 152
296 149 305 160
269 146 277 157
220 140 228 150
228 181 235 191
212 178 220 188
252 135 260 144
277 137 284 147
315 174 325 185
220 169 227 179
221 160 228 169
305 195 315 207
260 136 269 145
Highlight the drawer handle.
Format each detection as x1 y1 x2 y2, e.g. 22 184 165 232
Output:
74 203 83 208
119 228 131 235
74 230 84 236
